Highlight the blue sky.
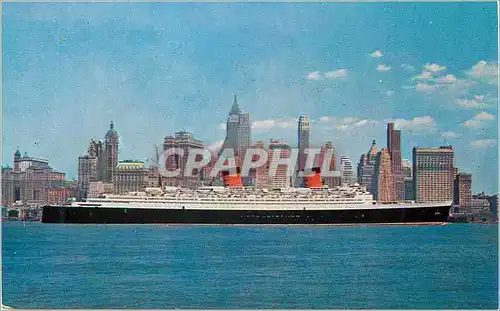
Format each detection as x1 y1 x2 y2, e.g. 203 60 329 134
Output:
3 3 498 193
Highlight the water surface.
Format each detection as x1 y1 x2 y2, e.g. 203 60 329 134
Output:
2 222 498 309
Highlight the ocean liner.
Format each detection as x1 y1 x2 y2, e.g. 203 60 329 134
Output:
42 184 451 224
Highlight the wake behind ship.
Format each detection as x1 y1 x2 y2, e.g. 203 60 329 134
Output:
42 185 451 225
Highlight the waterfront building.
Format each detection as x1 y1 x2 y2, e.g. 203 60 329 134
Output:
340 155 355 186
88 139 106 181
472 193 498 216
412 146 454 202
402 159 414 200
88 181 104 198
470 197 491 214
163 131 204 188
88 181 115 198
105 121 119 183
372 148 396 202
113 161 150 194
387 123 405 200
453 173 472 213
2 150 69 207
268 140 292 189
47 186 77 205
77 155 97 199
358 140 379 194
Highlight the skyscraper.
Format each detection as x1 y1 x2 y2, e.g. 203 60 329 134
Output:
163 131 204 189
357 154 366 184
340 155 355 186
251 141 269 188
454 173 472 213
268 140 292 189
88 139 106 181
297 115 310 172
387 123 404 200
372 148 396 202
77 155 97 199
322 141 340 188
359 140 379 194
413 146 454 202
105 121 119 183
402 159 414 200
220 95 251 160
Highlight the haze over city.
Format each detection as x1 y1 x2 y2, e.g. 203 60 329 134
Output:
3 2 498 193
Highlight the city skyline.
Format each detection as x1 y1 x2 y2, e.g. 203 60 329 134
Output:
3 3 498 193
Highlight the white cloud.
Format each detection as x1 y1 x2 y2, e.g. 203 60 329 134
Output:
335 118 378 131
376 64 391 72
251 118 296 131
206 140 223 151
390 116 436 131
470 139 497 149
252 119 277 130
343 117 357 123
464 112 495 127
474 112 495 121
414 71 432 80
441 131 459 138
466 60 498 79
317 116 378 132
276 120 295 128
435 74 457 84
401 64 415 72
369 50 383 58
306 71 322 80
456 99 487 109
384 90 395 97
324 69 348 79
424 63 446 72
415 83 440 92
355 120 368 126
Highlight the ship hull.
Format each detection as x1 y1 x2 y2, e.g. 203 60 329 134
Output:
42 204 451 224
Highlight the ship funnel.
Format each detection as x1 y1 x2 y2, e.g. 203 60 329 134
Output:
222 167 243 187
304 167 322 188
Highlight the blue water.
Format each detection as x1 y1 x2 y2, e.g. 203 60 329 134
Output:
2 222 498 309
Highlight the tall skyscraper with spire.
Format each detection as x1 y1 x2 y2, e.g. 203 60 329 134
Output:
294 115 310 187
220 95 251 162
105 121 119 183
297 116 310 171
387 123 404 200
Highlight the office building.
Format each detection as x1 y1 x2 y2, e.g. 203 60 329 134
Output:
163 131 204 188
340 155 355 186
113 160 150 194
412 146 454 202
372 148 396 202
387 123 405 200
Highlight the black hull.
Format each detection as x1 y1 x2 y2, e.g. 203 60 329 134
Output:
42 205 450 224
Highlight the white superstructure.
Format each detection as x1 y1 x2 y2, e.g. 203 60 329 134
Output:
72 185 452 211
